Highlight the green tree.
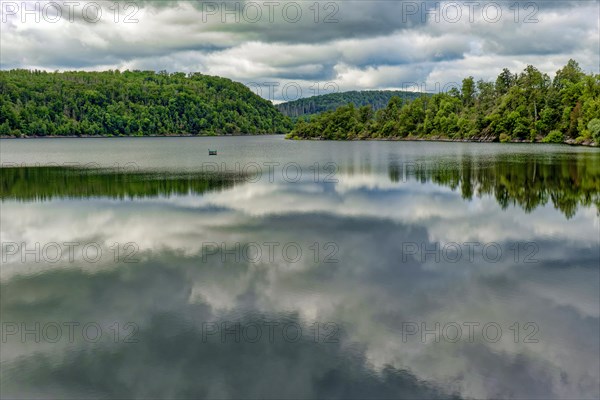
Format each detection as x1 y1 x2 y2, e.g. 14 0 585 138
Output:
461 77 475 107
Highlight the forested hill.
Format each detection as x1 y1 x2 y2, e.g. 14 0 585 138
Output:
0 70 292 137
276 90 426 118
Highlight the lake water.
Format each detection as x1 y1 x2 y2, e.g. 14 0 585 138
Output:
1 136 599 399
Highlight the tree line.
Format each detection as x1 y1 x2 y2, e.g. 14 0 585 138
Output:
0 69 292 137
1 61 598 143
287 60 600 144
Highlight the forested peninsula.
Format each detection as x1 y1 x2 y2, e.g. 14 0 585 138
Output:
287 60 600 145
0 70 292 137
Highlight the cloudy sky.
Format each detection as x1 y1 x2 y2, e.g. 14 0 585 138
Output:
1 0 599 101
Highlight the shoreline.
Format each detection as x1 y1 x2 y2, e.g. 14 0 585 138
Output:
0 133 285 139
288 136 599 147
1 134 597 147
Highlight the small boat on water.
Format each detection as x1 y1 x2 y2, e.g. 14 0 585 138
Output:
208 150 217 156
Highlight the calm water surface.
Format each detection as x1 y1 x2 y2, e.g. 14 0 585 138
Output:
1 136 599 399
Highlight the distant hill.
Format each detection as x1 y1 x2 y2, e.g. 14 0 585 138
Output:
276 90 428 119
0 70 292 137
